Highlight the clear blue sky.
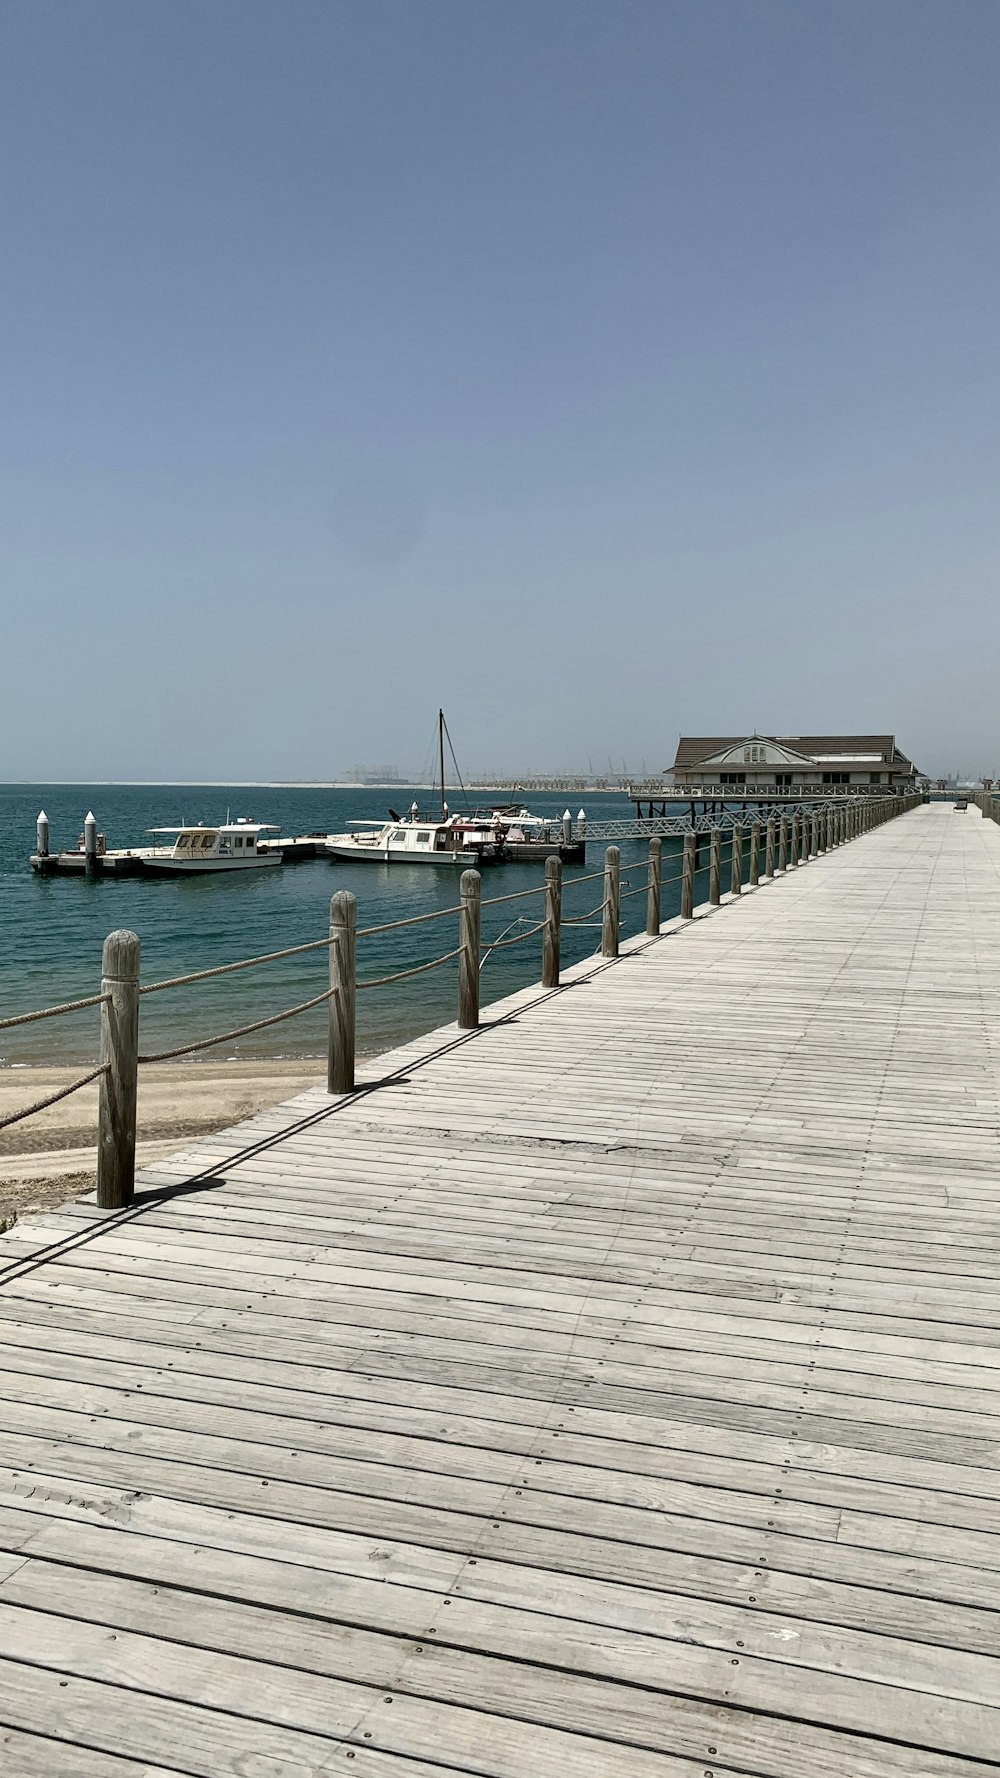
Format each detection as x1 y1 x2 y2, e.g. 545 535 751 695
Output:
2 0 998 779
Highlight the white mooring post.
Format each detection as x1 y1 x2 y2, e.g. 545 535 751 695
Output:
84 811 98 867
97 929 141 1210
577 808 587 838
602 846 620 957
328 890 357 1093
562 809 573 843
36 810 49 858
543 855 562 987
458 869 481 1028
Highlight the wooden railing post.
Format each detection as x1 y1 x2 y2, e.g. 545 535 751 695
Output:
97 929 141 1209
749 823 761 887
681 832 695 919
543 855 562 987
602 846 620 958
646 838 662 936
730 825 743 896
778 815 788 872
328 890 357 1093
812 812 820 856
709 829 722 904
459 869 481 1027
765 816 776 878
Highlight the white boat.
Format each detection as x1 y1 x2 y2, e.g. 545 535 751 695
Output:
324 807 498 866
324 712 583 865
139 821 283 875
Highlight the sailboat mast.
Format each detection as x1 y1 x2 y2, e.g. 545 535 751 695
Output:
439 709 446 818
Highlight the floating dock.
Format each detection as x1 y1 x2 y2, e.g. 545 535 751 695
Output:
3 802 1000 1770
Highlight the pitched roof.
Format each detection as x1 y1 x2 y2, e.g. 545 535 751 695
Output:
671 735 916 770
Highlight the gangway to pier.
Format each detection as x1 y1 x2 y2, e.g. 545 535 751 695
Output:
577 794 888 841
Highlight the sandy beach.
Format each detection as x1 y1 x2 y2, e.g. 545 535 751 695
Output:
0 1057 324 1222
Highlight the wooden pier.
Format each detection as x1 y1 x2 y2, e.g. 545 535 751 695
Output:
2 800 1000 1773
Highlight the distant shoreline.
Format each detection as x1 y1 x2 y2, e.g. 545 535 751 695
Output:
1 779 632 792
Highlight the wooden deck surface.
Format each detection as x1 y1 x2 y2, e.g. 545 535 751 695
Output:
3 801 1000 1776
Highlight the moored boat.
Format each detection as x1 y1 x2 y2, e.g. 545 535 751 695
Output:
139 821 283 874
324 808 498 866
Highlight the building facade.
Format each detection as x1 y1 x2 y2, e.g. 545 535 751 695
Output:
669 735 919 792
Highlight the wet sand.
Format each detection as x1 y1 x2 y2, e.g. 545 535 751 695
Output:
0 1058 324 1222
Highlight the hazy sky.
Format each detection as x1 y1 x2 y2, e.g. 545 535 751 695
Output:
2 0 998 779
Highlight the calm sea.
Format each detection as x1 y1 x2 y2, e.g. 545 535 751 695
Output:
0 784 697 1068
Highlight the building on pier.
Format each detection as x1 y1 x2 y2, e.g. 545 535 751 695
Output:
667 733 919 793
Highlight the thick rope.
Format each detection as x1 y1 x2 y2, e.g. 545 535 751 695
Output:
357 948 462 990
561 897 608 926
0 993 109 1032
138 987 336 1064
482 920 545 953
140 934 333 995
0 1064 108 1132
357 903 464 938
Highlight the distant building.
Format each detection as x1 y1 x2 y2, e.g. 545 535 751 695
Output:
669 734 919 791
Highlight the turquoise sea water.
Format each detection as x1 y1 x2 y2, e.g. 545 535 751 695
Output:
0 784 701 1067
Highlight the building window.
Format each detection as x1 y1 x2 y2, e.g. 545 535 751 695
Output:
743 744 764 764
869 771 882 784
775 773 792 788
822 772 850 785
720 772 746 784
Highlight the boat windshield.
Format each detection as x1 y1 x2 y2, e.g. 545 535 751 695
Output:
174 831 218 852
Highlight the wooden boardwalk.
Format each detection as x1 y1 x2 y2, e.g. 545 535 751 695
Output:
2 801 1000 1776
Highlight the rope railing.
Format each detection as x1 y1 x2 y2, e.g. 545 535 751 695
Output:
356 947 463 991
0 991 110 1031
137 986 339 1065
3 793 922 1205
481 920 546 955
0 1063 109 1134
139 935 334 996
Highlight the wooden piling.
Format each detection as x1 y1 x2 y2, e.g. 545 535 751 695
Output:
602 846 620 958
765 816 776 878
749 822 760 887
778 815 788 872
730 825 743 896
96 929 141 1209
681 832 695 919
543 855 562 987
709 829 721 904
459 869 481 1027
646 837 662 936
327 890 357 1093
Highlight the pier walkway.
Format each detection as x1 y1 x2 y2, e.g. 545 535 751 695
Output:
2 802 1000 1774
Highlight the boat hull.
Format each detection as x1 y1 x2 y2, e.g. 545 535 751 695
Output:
324 841 484 866
138 855 283 875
